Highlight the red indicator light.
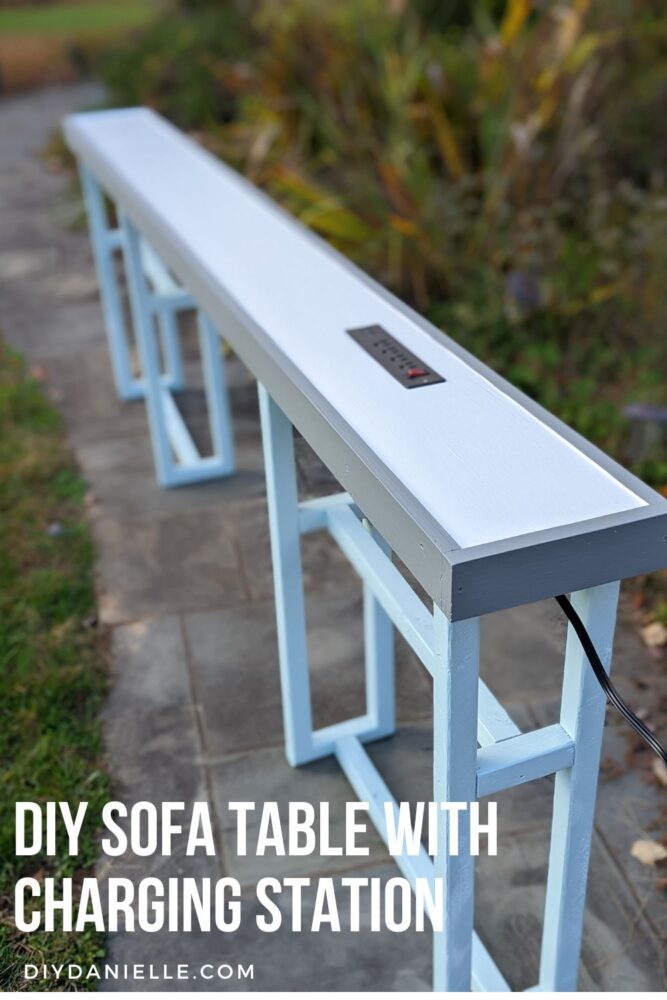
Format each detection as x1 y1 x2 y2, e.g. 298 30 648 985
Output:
407 367 428 378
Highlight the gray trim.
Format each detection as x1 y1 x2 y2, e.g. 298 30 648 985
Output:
449 506 667 620
64 112 667 620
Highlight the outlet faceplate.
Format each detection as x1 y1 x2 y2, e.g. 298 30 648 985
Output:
346 325 446 389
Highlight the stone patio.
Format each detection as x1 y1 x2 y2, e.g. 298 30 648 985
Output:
1 83 665 992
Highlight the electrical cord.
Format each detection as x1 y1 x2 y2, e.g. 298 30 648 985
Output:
555 594 667 765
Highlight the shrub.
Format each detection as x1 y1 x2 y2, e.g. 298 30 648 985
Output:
100 0 667 484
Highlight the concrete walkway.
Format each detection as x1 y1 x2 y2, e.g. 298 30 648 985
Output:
1 83 665 992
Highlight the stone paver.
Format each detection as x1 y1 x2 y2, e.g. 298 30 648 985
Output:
183 593 432 758
1 82 665 992
93 507 247 625
109 615 192 714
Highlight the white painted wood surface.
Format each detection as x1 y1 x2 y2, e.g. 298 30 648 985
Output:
65 109 645 548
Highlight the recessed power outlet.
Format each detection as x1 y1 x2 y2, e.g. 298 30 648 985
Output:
346 325 445 389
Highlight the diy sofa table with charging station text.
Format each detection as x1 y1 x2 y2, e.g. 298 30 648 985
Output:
64 108 667 992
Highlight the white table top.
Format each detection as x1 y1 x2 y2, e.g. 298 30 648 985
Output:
65 108 646 551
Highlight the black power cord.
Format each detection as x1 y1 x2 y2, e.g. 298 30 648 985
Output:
556 594 667 765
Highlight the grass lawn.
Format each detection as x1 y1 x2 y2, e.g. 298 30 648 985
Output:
0 1 156 92
0 3 154 36
0 340 108 990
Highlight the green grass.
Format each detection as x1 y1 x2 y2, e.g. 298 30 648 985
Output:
0 2 154 37
0 341 108 991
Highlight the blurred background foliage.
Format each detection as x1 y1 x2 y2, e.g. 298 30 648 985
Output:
4 0 667 487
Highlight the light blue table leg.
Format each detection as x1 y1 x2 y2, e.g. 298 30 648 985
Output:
199 312 235 475
81 166 188 403
120 212 236 488
539 581 620 991
79 168 241 487
120 211 175 487
79 165 138 401
258 383 314 765
138 238 187 393
362 521 395 740
257 387 619 992
158 306 185 393
433 607 480 992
